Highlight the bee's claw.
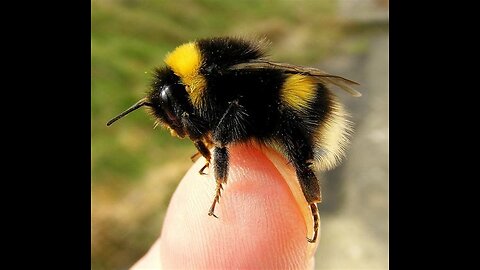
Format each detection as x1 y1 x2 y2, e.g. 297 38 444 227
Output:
207 181 223 219
208 211 218 218
198 162 209 175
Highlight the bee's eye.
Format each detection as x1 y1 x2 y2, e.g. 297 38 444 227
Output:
159 85 172 105
159 83 185 111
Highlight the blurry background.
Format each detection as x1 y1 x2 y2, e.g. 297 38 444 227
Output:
91 0 388 269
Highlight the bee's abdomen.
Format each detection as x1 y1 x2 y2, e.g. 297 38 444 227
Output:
277 75 333 136
302 83 352 171
277 78 351 171
279 74 319 111
203 68 351 172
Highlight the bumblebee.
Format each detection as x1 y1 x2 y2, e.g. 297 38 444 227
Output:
107 37 360 243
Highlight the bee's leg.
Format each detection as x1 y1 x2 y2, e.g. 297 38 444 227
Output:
307 203 320 243
180 112 211 172
208 146 228 218
278 116 321 243
294 162 321 243
295 165 321 243
190 151 201 162
207 100 245 218
193 140 212 175
191 139 213 163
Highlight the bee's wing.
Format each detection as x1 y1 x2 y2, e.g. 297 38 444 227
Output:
229 60 362 97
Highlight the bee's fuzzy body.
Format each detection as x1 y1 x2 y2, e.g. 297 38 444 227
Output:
110 37 358 243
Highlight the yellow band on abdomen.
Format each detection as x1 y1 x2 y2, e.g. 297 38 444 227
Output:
280 74 317 111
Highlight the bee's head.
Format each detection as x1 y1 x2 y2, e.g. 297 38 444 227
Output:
106 67 192 139
146 67 192 138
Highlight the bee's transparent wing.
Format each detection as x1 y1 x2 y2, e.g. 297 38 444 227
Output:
229 60 362 97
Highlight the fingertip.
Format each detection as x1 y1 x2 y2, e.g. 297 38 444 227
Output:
158 143 317 269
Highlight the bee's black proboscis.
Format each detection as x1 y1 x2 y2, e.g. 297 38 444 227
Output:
107 37 360 243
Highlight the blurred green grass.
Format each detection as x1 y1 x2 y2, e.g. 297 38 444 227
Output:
91 0 365 269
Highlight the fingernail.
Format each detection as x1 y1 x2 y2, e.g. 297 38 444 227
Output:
261 144 320 258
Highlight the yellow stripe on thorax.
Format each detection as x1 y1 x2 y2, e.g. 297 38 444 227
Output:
281 74 317 110
164 42 206 107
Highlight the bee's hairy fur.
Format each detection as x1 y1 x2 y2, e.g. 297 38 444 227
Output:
149 37 351 173
139 37 356 242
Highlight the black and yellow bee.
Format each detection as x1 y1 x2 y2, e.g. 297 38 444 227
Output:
107 37 360 243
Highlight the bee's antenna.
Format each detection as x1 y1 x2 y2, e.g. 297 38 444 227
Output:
107 98 153 126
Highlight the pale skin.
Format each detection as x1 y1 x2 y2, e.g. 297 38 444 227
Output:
131 143 320 269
